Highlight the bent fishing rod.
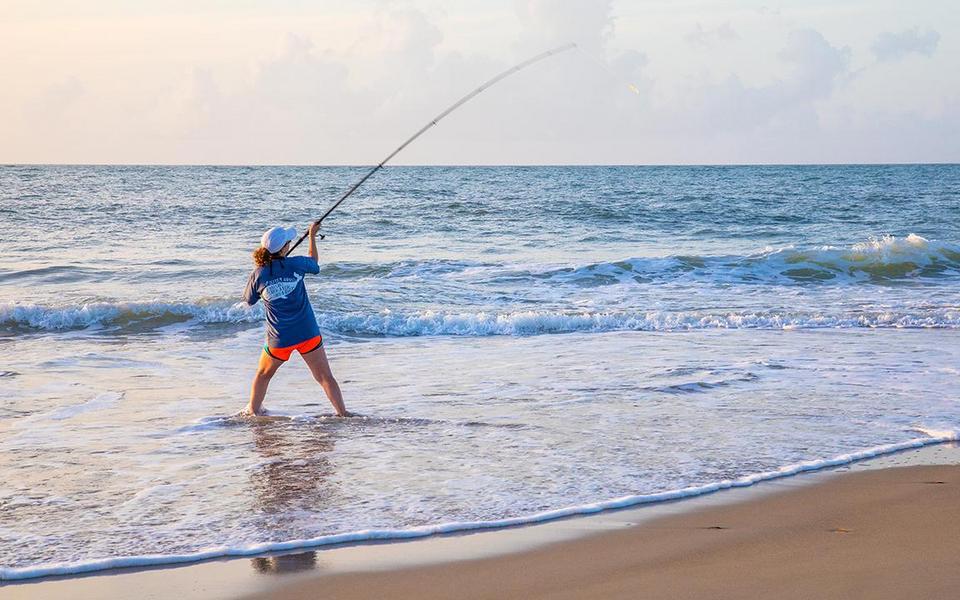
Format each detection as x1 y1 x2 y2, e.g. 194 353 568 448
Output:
285 42 577 256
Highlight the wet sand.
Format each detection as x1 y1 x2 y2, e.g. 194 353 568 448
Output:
252 462 960 600
3 444 958 600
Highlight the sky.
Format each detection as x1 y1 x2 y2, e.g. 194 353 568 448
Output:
2 0 958 165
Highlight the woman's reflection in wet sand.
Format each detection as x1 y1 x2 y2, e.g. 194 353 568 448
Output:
251 550 318 574
247 419 338 575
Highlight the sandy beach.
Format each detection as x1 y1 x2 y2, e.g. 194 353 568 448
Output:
251 461 960 600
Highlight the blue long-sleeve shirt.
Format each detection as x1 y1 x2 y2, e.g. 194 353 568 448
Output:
243 256 321 347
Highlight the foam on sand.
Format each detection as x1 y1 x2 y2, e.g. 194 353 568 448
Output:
2 429 956 582
11 392 123 426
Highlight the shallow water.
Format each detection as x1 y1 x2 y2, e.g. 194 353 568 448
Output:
1 164 959 576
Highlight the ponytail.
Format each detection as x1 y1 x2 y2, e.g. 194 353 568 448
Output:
253 247 272 267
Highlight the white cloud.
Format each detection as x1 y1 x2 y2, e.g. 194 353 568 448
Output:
686 22 739 48
514 0 614 54
871 28 940 63
30 78 85 121
0 1 957 164
666 28 850 136
778 28 851 98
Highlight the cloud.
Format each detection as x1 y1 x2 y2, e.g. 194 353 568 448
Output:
367 7 444 75
514 0 614 54
686 22 739 47
18 78 86 145
162 0 650 164
778 28 852 97
173 34 377 163
871 28 940 62
2 2 957 165
671 28 851 136
30 78 85 119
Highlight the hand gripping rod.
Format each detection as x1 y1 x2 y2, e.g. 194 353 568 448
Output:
284 42 577 256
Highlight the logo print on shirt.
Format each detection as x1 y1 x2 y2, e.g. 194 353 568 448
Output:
261 272 303 301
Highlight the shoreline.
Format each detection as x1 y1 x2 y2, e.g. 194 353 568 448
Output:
258 454 960 600
2 442 958 599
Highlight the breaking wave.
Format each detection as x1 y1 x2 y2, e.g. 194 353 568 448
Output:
317 308 960 336
4 302 959 335
0 300 262 331
536 234 960 286
4 235 957 335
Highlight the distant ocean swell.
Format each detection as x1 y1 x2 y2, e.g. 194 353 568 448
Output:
315 235 960 284
1 429 956 582
1 235 957 288
541 234 960 285
4 303 959 335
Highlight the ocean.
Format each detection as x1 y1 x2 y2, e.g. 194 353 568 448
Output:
1 163 959 579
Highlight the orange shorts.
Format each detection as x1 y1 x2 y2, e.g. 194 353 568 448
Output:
263 335 323 362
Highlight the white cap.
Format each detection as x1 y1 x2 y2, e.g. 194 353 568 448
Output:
260 226 298 254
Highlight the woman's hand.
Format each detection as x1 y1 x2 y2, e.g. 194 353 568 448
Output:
308 221 321 237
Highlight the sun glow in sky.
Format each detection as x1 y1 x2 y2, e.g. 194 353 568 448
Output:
2 1 957 164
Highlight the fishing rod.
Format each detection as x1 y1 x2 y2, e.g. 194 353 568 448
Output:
285 42 577 256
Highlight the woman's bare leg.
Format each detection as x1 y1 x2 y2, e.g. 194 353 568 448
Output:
301 346 348 416
245 351 283 415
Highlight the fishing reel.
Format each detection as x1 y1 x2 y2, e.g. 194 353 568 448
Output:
283 222 325 257
306 219 326 241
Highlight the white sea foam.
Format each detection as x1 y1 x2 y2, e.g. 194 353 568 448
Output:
17 392 123 424
174 415 239 434
2 430 956 582
0 300 262 330
116 484 185 514
318 307 960 336
4 301 960 335
47 392 122 421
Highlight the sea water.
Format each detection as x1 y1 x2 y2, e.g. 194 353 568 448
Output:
1 164 958 579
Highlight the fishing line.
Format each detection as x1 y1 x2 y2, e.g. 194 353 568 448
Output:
284 42 577 255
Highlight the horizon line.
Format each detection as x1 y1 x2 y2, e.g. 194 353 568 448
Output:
3 161 959 168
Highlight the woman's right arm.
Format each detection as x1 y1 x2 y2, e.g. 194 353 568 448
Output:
308 221 321 262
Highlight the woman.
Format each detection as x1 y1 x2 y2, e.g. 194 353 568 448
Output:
242 222 348 417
